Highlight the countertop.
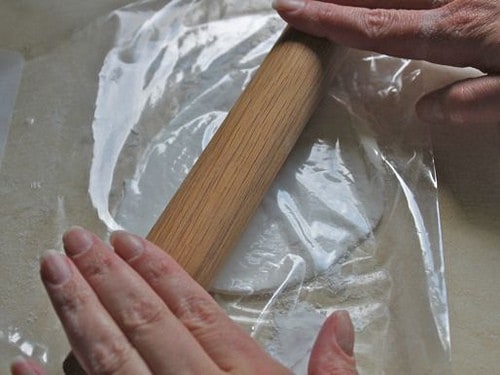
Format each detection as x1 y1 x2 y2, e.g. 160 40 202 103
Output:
432 121 500 374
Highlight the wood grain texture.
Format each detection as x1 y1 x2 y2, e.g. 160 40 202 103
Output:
146 27 340 288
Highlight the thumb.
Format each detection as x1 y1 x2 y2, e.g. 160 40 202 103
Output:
308 310 358 375
416 74 500 126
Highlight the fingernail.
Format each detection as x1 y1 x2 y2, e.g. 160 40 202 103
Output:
417 96 445 123
63 226 93 256
40 250 72 285
428 100 445 121
272 0 306 12
111 231 144 261
11 356 38 375
334 310 355 357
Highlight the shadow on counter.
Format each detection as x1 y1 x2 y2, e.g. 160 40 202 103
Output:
431 121 500 232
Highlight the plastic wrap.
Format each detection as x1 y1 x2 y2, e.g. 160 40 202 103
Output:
0 49 24 168
0 0 458 373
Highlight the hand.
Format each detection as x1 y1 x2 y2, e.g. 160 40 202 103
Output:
12 227 357 375
273 0 500 126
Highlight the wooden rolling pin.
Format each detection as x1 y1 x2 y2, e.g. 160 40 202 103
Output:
147 26 340 287
64 27 340 373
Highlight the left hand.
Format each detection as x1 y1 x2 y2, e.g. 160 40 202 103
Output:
12 226 357 375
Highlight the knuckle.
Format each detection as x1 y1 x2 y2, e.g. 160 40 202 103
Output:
440 2 497 41
446 9 478 38
120 298 166 336
58 283 93 314
361 9 397 41
80 252 115 280
314 6 337 39
87 339 131 375
174 295 221 333
142 257 175 286
432 2 500 72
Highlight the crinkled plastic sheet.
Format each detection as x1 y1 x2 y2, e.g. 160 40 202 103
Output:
0 0 452 373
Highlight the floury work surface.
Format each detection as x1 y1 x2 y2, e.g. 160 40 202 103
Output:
0 1 498 374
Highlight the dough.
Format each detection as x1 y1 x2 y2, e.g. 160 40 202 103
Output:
212 101 385 293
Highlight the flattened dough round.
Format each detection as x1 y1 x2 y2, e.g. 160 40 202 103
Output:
211 99 385 293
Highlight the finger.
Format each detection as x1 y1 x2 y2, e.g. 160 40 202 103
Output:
40 250 151 375
10 356 45 375
274 1 426 58
110 231 291 375
315 0 448 9
273 0 500 72
416 74 500 125
308 310 358 375
62 227 220 375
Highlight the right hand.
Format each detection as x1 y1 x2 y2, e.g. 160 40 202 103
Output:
273 0 500 126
